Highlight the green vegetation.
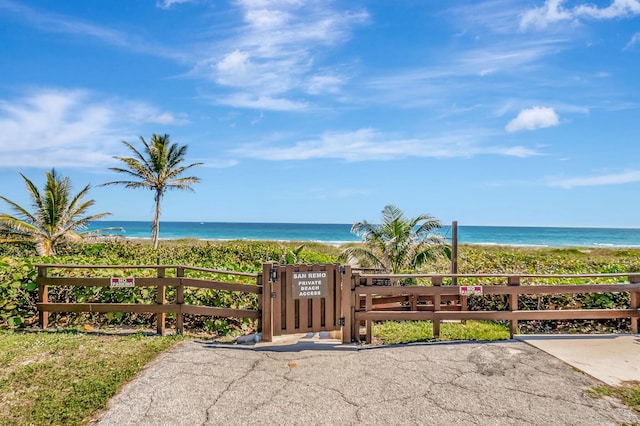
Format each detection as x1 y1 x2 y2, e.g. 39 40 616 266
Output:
590 385 640 414
0 257 37 328
0 239 340 333
341 204 450 277
0 169 112 256
0 330 183 426
374 320 510 345
101 134 203 249
2 240 640 334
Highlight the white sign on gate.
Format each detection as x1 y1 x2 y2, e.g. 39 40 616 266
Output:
292 271 328 299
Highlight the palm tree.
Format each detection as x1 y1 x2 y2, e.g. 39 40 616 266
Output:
341 205 449 279
101 133 202 249
0 169 112 256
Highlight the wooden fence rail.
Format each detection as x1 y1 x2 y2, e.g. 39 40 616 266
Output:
352 272 640 343
36 264 262 335
34 265 640 343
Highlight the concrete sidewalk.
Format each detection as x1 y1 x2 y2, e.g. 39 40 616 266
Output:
515 334 640 386
93 335 640 426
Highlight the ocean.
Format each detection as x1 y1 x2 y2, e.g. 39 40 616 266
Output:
88 221 640 248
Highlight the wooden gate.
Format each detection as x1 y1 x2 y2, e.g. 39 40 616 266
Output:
261 263 343 341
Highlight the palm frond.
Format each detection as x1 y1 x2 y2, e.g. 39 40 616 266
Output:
1 169 111 256
0 195 37 223
343 205 448 278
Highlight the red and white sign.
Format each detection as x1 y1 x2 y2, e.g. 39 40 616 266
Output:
110 277 135 288
459 285 482 296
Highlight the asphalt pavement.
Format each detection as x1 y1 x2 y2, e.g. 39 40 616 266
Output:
92 333 640 426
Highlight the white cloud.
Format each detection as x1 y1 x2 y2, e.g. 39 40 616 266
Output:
244 8 291 28
1 0 187 61
217 93 307 111
497 146 542 158
216 50 252 86
193 1 368 109
306 74 343 95
520 0 574 29
360 37 568 110
549 170 640 188
198 158 239 168
446 1 529 35
230 128 542 162
156 0 195 9
0 88 188 168
505 106 560 132
521 0 640 29
625 32 640 50
0 0 128 44
575 0 640 19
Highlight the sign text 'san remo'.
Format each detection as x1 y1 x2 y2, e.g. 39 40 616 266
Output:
292 271 328 299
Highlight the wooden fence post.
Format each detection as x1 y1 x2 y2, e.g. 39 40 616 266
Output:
432 276 442 339
261 262 273 342
451 221 458 286
631 291 638 334
176 267 184 335
365 294 373 344
37 265 49 329
629 275 640 334
508 276 521 338
156 267 166 336
341 265 353 343
256 268 263 339
352 272 362 342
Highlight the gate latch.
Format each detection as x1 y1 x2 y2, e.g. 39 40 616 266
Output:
270 267 278 282
271 292 277 299
338 317 345 326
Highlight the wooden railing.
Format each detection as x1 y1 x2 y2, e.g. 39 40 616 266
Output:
34 265 640 343
351 272 640 343
36 264 262 335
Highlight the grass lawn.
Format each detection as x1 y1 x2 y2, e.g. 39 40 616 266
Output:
373 320 511 345
0 330 184 426
590 385 640 414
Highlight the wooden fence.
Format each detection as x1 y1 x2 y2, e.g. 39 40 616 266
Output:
349 272 640 343
34 264 640 343
36 264 262 335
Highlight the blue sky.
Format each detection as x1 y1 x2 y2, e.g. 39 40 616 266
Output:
1 0 639 227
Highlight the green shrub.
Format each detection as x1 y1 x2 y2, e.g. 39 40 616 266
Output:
0 258 38 328
2 241 639 334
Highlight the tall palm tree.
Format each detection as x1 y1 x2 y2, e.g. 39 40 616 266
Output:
341 205 449 278
0 169 111 256
101 133 202 249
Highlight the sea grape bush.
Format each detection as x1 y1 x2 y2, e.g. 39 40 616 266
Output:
459 246 639 332
0 240 338 332
1 241 640 333
0 258 38 327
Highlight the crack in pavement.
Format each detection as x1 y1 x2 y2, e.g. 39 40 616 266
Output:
95 340 640 426
203 358 261 425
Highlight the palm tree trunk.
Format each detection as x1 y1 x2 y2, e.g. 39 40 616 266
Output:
152 191 161 250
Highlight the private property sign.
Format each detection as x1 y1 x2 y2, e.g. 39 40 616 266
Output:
110 277 135 288
459 285 483 296
292 271 328 299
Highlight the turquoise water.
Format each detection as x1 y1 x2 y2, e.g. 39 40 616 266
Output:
88 221 640 248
